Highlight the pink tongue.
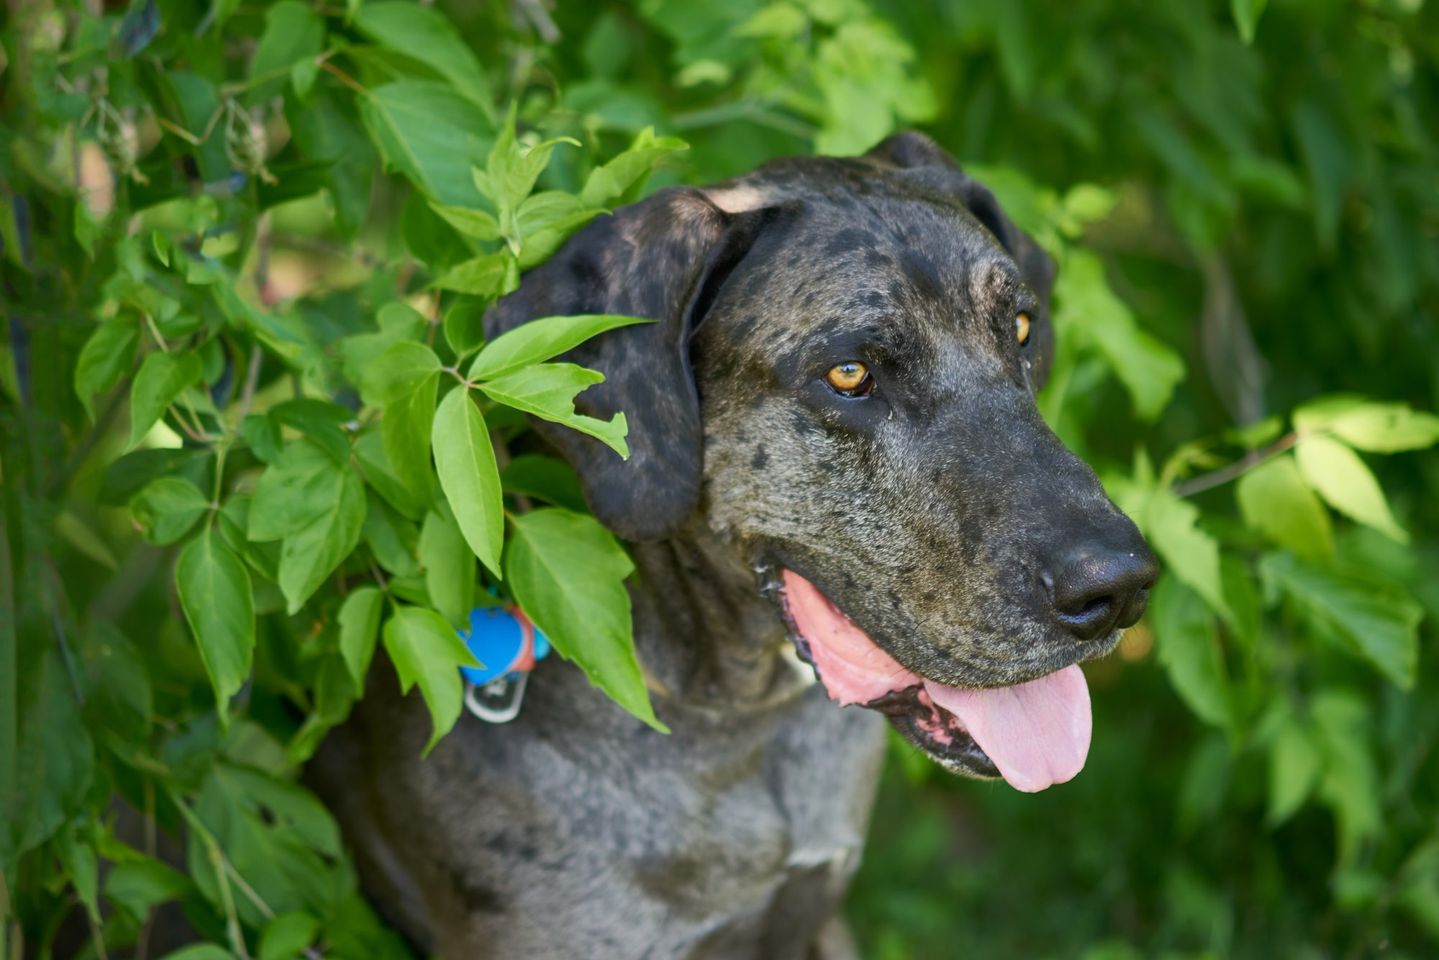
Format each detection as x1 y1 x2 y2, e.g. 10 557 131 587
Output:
781 569 1093 793
922 666 1092 793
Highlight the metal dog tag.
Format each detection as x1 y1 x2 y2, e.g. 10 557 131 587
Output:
464 673 529 724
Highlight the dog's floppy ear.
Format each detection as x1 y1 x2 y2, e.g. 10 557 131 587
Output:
485 187 768 542
866 132 1059 388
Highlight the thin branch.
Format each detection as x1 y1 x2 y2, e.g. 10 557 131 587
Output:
319 61 367 96
1172 432 1298 498
235 342 264 426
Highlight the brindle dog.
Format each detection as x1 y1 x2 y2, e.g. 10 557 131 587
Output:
307 132 1157 959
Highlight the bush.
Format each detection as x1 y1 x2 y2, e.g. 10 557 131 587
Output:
1 1 1435 957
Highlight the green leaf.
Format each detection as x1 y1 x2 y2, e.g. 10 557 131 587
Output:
3 649 95 863
479 362 629 457
276 475 365 615
355 430 425 519
1267 711 1320 826
340 301 428 398
1053 250 1184 421
469 314 651 380
1290 99 1352 255
383 372 439 505
1294 396 1439 452
1294 436 1406 542
500 454 587 512
363 490 422 578
506 508 665 732
443 298 488 358
434 251 517 297
289 655 360 763
580 127 689 208
248 441 342 540
514 191 601 241
473 110 579 215
1262 553 1421 689
260 911 320 960
1149 577 1232 731
176 529 255 723
338 586 384 692
242 413 284 464
56 819 100 922
131 477 211 545
419 508 475 627
248 441 367 613
268 398 352 465
381 606 478 753
429 203 502 241
105 857 191 922
431 388 504 577
361 341 442 407
361 81 492 206
353 2 493 111
74 315 138 419
1143 488 1229 620
1235 453 1333 561
1311 691 1381 863
1230 0 1267 43
249 0 325 102
128 351 203 449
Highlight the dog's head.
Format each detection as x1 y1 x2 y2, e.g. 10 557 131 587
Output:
487 133 1157 792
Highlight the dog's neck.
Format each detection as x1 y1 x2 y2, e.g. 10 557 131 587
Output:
626 521 809 710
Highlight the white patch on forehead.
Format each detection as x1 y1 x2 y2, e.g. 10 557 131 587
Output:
704 184 773 213
968 257 1020 309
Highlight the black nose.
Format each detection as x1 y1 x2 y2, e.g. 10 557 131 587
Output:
1048 546 1158 642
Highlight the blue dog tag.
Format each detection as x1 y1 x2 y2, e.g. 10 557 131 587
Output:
460 607 524 686
458 606 550 723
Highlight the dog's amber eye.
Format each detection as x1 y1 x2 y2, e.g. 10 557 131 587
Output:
1015 312 1032 346
825 361 872 396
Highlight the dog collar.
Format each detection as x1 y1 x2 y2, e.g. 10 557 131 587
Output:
459 606 550 723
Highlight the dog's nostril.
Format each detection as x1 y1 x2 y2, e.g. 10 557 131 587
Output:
1048 548 1159 643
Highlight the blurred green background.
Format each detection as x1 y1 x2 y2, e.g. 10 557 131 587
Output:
4 0 1438 957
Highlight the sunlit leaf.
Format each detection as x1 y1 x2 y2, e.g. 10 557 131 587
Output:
1236 453 1333 561
361 81 491 206
418 507 475 627
128 351 202 449
1295 396 1439 453
469 314 651 381
506 508 665 732
381 606 478 753
431 387 503 577
337 586 383 692
1295 436 1406 542
479 362 629 456
130 476 211 545
1144 487 1229 620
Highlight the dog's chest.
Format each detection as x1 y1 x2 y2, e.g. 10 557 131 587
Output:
434 678 889 958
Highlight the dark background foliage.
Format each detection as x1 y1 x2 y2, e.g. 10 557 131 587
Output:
2 0 1437 957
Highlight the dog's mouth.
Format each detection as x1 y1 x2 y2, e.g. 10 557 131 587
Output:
759 563 1092 793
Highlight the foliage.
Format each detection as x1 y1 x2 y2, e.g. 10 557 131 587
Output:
1 1 1436 959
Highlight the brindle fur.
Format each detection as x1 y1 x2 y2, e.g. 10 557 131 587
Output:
306 133 1154 959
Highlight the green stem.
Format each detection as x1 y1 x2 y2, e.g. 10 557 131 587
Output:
1172 432 1298 497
